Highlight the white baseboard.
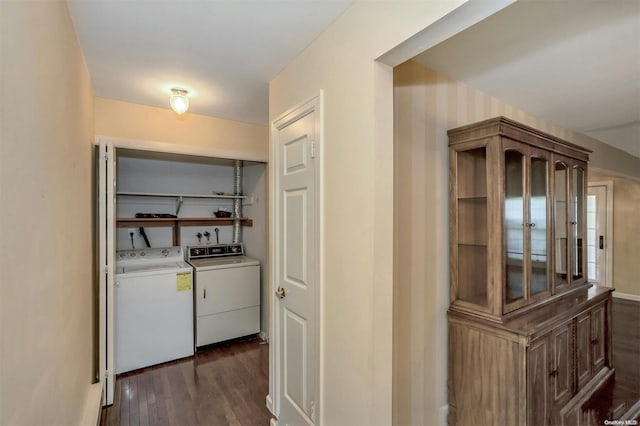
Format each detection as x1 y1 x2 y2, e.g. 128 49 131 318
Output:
439 404 449 426
613 292 640 302
79 383 103 426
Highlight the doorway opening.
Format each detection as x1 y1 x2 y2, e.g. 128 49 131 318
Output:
587 181 613 287
97 141 270 423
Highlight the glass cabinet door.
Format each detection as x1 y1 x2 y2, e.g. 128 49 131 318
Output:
554 162 569 290
530 156 549 296
505 147 551 310
572 165 585 283
504 149 525 304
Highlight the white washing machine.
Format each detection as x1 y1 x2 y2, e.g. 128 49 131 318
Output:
115 246 194 374
187 243 260 348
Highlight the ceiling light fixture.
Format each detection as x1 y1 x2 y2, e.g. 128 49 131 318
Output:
170 88 189 114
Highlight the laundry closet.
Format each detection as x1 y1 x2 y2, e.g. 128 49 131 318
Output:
102 146 267 389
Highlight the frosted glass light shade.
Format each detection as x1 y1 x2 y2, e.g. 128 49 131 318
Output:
170 88 189 114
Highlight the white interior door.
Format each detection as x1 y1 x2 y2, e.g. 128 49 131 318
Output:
98 139 116 405
272 96 321 426
587 183 612 287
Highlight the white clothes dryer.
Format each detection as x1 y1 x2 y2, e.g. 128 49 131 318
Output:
187 243 260 348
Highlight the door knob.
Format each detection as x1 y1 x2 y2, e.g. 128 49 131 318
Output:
276 287 286 299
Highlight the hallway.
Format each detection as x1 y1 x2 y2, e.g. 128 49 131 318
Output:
100 338 270 426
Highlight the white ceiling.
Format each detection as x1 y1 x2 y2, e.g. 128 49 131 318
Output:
68 0 353 125
414 0 640 158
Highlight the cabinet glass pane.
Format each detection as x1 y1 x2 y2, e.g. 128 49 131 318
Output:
555 163 568 288
530 158 548 295
456 147 487 307
572 166 584 280
505 150 525 303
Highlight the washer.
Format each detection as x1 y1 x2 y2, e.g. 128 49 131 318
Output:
187 243 260 348
115 246 194 374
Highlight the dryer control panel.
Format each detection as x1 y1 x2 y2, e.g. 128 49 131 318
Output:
187 243 244 260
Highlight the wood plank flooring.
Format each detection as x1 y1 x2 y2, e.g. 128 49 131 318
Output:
100 298 638 426
100 338 271 426
585 297 640 423
611 298 640 404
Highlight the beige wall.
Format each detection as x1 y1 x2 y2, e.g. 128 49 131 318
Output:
269 2 467 424
0 2 95 425
393 60 640 425
589 171 640 296
95 97 269 161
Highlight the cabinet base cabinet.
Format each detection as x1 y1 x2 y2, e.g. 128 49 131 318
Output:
448 287 613 426
448 322 525 426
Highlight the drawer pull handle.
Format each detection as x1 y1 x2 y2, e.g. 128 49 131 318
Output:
591 338 598 344
204 288 206 299
549 370 558 377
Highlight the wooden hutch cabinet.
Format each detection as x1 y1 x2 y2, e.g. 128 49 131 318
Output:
447 117 614 426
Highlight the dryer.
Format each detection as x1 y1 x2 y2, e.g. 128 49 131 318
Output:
187 243 260 348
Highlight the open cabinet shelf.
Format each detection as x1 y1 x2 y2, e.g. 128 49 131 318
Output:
117 191 247 200
117 191 249 216
116 217 253 228
116 189 253 233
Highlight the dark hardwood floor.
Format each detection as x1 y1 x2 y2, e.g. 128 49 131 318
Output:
585 297 640 423
100 337 271 426
611 298 640 404
100 298 638 426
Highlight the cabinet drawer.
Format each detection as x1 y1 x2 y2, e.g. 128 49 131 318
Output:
195 265 260 316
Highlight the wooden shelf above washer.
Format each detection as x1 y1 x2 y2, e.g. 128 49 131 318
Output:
116 217 253 228
117 191 247 200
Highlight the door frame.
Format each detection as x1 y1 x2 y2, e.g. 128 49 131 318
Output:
268 92 323 423
97 139 116 405
97 143 107 405
587 180 613 287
